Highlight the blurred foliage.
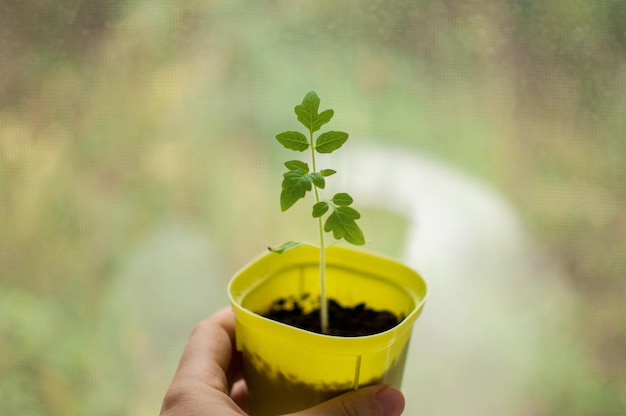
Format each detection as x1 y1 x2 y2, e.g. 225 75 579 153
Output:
1 0 625 415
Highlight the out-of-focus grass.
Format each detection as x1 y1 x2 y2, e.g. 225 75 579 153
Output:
1 1 625 415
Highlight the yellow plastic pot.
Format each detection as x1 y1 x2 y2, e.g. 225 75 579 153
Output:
228 245 427 416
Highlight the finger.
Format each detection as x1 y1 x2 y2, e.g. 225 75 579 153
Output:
227 341 245 390
172 307 238 394
289 385 405 416
161 307 248 415
230 378 249 411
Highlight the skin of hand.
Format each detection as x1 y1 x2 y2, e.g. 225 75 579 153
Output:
160 307 405 416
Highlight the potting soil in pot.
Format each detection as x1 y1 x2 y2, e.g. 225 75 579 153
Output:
262 295 401 336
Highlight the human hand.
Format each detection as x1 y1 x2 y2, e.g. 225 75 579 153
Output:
160 306 405 416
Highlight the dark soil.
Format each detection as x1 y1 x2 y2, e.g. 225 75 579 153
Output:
262 296 401 336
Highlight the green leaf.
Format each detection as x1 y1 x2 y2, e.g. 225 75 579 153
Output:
281 169 312 211
285 160 309 172
294 91 334 133
294 91 319 131
332 192 353 206
324 212 344 239
310 172 325 189
315 131 349 154
324 206 365 245
342 222 365 245
320 169 336 177
314 109 334 132
276 131 309 151
269 241 303 254
336 205 361 219
312 202 329 218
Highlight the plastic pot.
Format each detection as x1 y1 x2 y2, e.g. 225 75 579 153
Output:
228 245 427 416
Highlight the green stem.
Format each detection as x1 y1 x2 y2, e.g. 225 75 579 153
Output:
310 129 329 334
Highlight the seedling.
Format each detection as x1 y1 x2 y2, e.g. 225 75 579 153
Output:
270 91 365 334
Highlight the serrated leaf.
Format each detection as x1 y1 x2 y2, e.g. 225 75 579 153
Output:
294 91 320 132
312 202 329 218
284 160 309 172
281 170 312 211
341 221 365 245
315 131 349 154
324 211 345 239
310 172 325 189
313 109 334 132
276 131 309 151
332 192 353 206
294 91 334 133
324 206 365 245
336 205 361 219
269 241 303 254
320 169 336 177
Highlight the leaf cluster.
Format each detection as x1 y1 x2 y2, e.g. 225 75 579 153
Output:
274 91 365 247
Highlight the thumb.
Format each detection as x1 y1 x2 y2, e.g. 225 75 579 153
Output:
289 385 405 416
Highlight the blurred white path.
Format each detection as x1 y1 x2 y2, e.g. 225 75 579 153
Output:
330 144 574 415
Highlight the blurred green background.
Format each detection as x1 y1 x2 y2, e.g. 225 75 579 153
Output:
1 1 625 415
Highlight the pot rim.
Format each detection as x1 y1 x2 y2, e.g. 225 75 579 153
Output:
228 245 428 355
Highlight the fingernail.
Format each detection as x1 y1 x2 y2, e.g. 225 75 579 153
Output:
375 386 405 416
